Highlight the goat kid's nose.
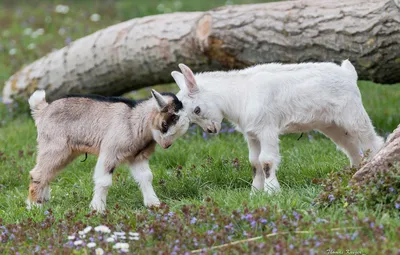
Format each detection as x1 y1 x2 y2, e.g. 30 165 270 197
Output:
207 128 213 133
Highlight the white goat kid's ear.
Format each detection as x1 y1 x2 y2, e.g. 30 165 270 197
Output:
171 71 186 91
178 63 199 94
151 89 168 112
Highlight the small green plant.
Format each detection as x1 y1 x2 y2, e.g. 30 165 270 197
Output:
315 164 400 213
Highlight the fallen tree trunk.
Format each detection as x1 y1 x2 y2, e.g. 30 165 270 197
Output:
353 124 400 182
3 0 400 102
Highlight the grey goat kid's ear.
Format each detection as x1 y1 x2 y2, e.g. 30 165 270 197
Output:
151 89 168 112
178 63 199 94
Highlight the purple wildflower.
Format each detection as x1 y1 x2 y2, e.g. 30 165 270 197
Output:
65 37 72 44
245 213 253 221
351 231 358 240
202 132 207 140
395 203 400 209
44 210 49 215
289 244 294 249
260 218 267 224
207 230 214 235
250 220 257 228
328 194 335 202
190 217 197 224
370 222 375 228
228 128 235 133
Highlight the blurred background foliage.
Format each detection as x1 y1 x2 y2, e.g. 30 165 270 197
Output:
0 0 276 92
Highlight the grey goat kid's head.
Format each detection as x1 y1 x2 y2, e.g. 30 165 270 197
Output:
150 89 190 148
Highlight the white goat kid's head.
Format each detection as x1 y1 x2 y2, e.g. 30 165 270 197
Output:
171 64 223 134
150 89 189 148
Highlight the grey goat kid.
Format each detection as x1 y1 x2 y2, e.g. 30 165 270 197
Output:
27 89 189 212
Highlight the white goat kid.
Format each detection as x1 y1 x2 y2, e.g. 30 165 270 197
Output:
27 89 189 212
171 61 384 194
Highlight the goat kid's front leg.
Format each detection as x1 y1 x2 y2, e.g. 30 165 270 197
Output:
258 131 281 194
246 136 264 194
130 160 160 207
90 154 115 213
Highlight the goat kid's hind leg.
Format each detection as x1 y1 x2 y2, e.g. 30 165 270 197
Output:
27 148 73 209
258 131 281 194
319 125 362 166
90 153 116 212
246 136 264 194
129 160 160 207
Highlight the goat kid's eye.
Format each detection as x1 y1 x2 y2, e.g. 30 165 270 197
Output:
171 114 179 122
161 121 168 133
194 106 201 115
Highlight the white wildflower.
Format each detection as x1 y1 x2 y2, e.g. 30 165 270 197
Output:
129 236 139 241
87 242 96 248
27 43 36 50
31 28 44 38
23 28 32 36
114 231 126 236
67 235 75 240
74 240 83 246
55 5 69 14
58 28 66 36
95 225 111 233
9 48 17 55
106 237 115 243
113 242 129 249
2 30 10 37
121 248 129 253
156 3 165 12
174 1 183 10
95 248 104 255
129 232 139 237
90 13 101 22
83 226 92 234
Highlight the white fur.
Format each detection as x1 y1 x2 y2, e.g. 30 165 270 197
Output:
90 155 113 212
172 60 384 193
130 160 160 207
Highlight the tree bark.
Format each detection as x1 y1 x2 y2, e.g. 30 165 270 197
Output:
352 124 400 182
3 0 400 102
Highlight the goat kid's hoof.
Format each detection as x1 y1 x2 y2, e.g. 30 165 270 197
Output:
26 200 43 210
264 185 281 195
90 201 106 213
144 199 161 208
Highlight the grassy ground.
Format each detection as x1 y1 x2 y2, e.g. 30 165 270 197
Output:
1 1 400 254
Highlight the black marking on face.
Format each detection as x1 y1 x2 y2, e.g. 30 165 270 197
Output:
109 167 115 174
263 163 271 178
161 114 180 134
161 92 183 112
62 94 138 108
33 181 40 184
252 167 257 179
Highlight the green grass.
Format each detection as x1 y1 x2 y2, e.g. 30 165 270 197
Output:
0 0 400 254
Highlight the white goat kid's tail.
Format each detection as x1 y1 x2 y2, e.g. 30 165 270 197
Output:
28 90 49 120
341 59 358 80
